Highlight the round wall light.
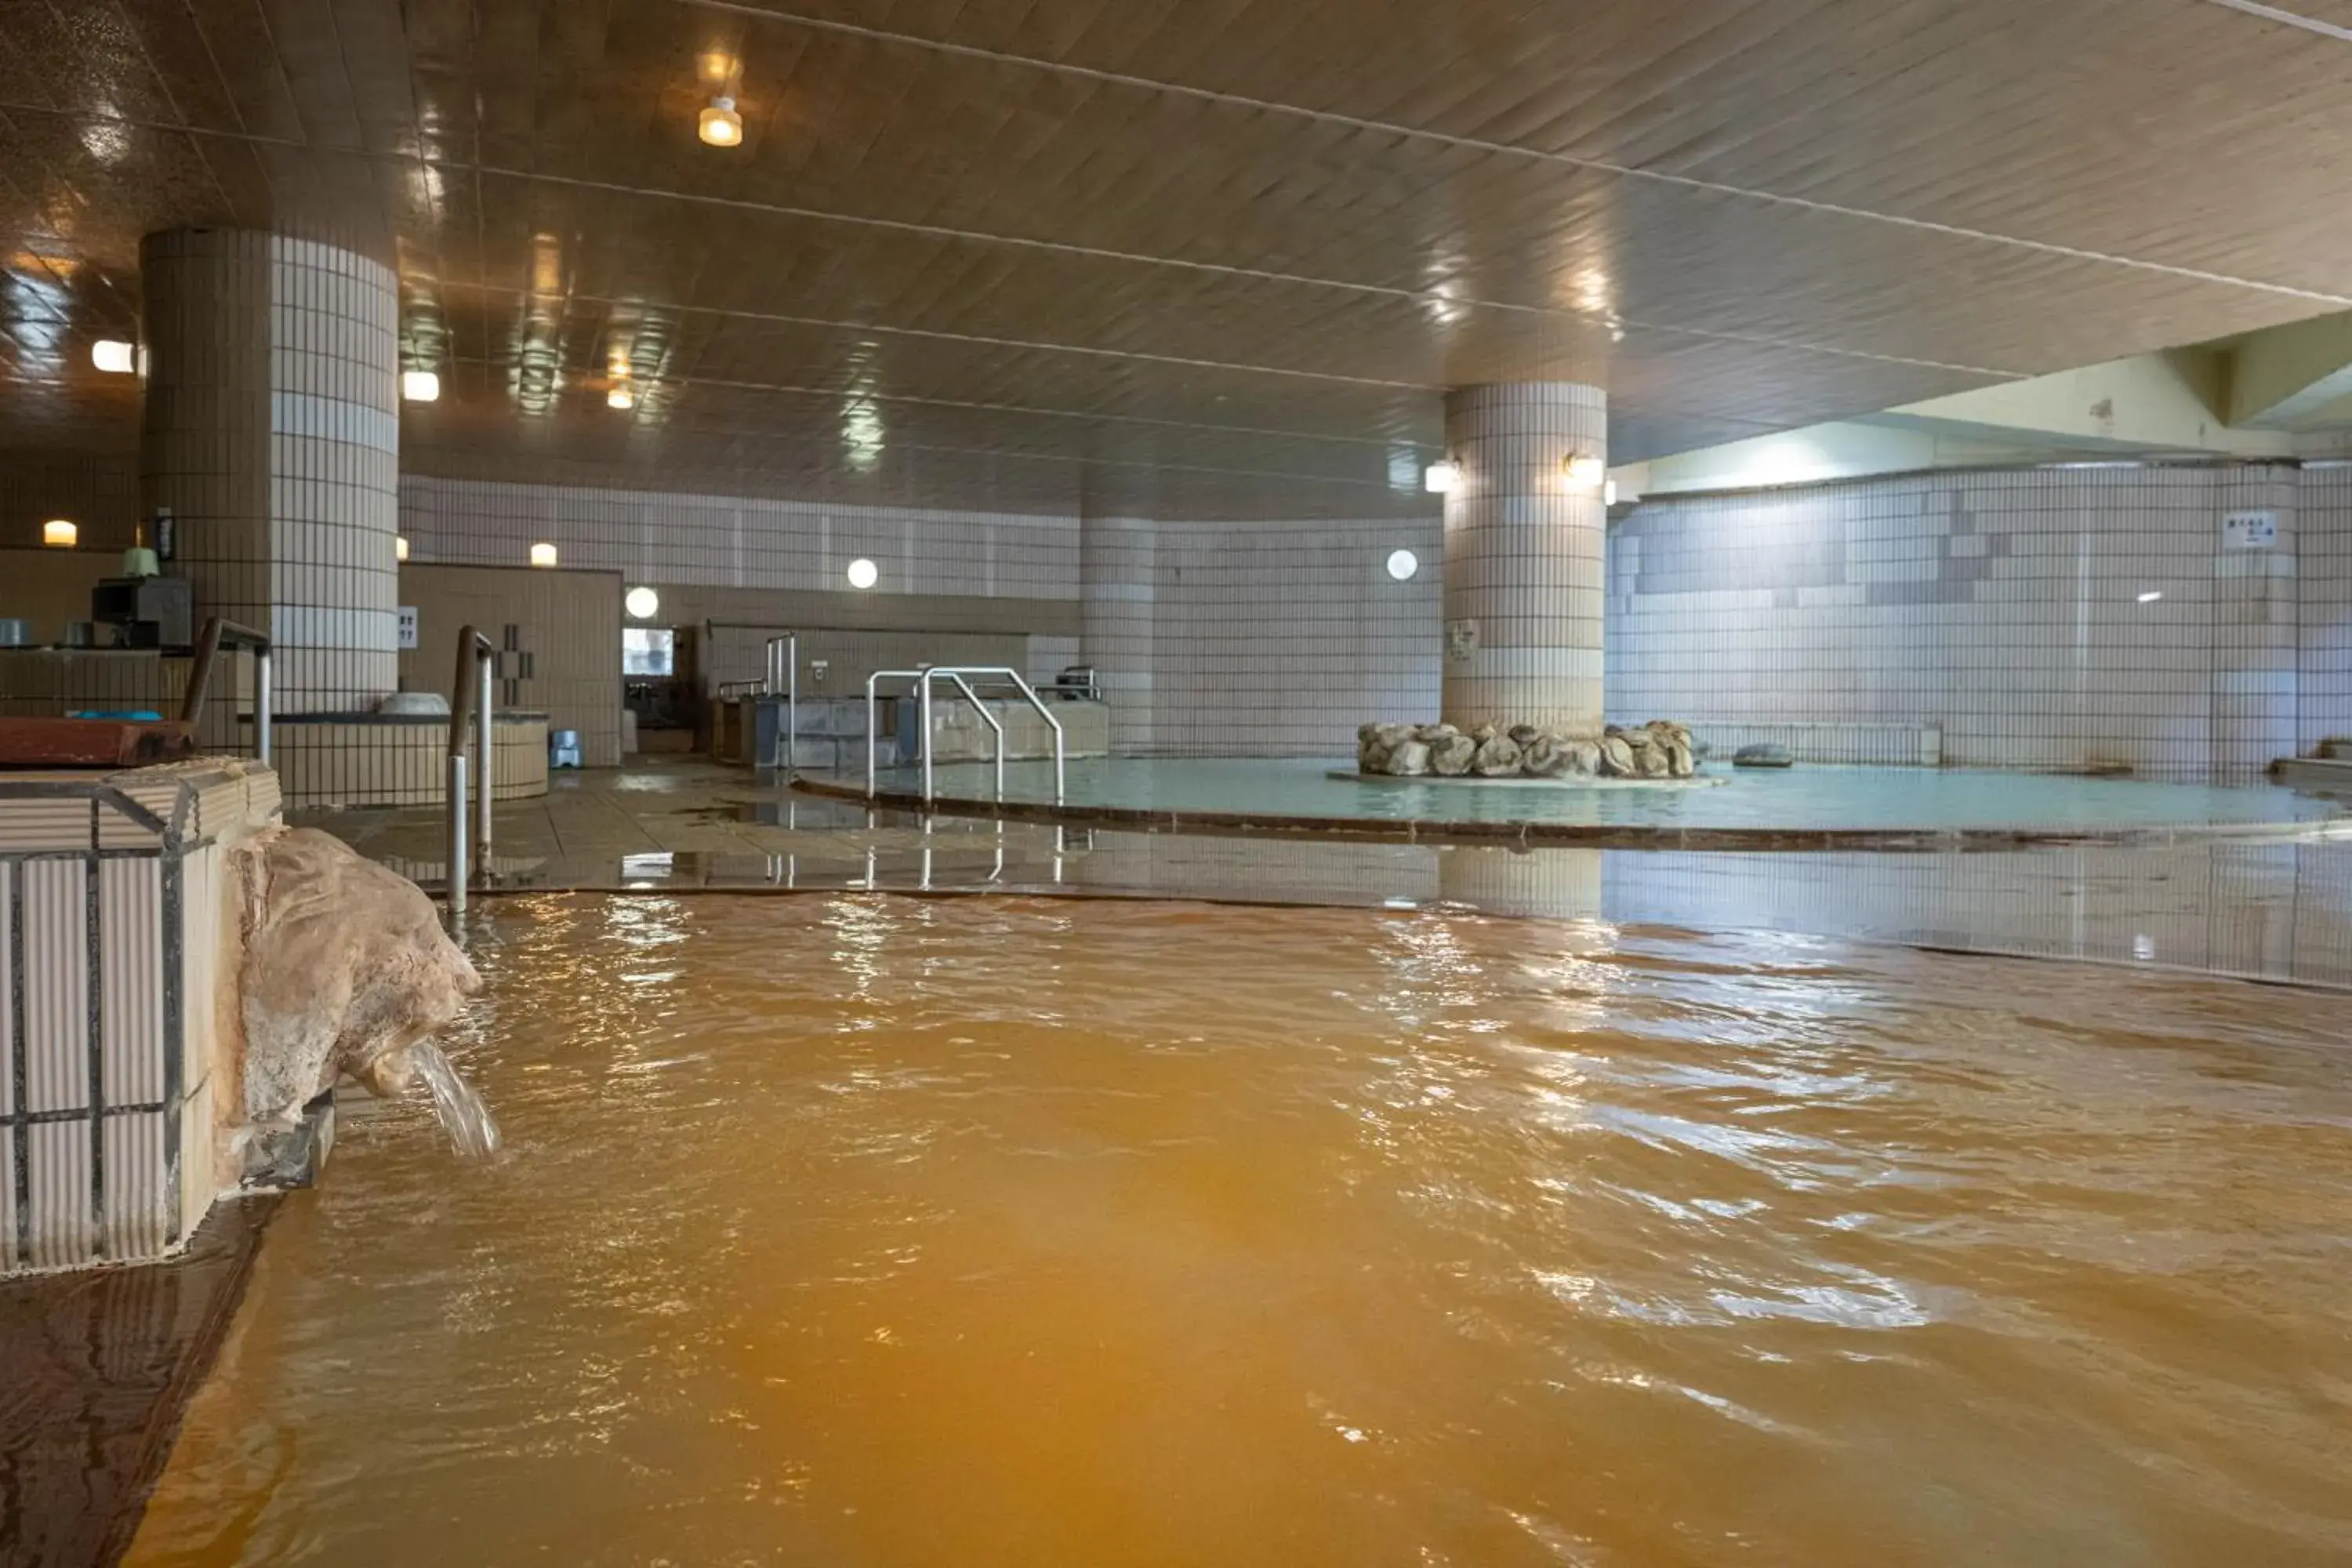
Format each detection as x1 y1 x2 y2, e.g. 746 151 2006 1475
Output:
92 339 136 375
1562 453 1607 489
846 557 880 590
626 586 660 619
1424 461 1461 495
42 518 77 549
529 541 559 568
1385 548 1420 582
401 368 440 402
394 535 410 562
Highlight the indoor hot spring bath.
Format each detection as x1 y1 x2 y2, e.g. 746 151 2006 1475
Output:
129 893 2352 1568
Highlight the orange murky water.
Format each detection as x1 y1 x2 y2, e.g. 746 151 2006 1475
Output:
130 895 2352 1566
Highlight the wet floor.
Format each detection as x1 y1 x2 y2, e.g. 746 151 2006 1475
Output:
128 895 2352 1566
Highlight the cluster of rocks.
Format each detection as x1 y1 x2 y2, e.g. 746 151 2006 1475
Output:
1358 720 1697 780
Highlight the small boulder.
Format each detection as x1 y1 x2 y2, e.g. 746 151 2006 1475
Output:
1521 733 1568 777
1429 733 1478 775
1472 735 1523 776
1733 742 1795 769
1599 735 1636 776
1566 740 1602 776
1668 739 1697 778
1386 739 1431 776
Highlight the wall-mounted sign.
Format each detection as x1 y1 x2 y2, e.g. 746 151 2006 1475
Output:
397 605 419 649
1446 619 1481 661
2222 510 2278 550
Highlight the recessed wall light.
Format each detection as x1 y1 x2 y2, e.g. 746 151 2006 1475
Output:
699 96 743 147
608 384 634 410
395 535 409 562
625 586 659 619
1603 478 1619 506
1385 548 1420 582
2137 590 2164 604
42 518 76 549
1562 453 1607 489
92 339 135 374
401 368 440 402
530 542 558 568
1424 462 1460 495
846 557 879 590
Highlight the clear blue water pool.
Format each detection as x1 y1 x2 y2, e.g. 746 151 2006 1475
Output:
866 757 2347 832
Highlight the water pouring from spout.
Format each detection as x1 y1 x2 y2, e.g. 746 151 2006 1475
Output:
408 1040 502 1160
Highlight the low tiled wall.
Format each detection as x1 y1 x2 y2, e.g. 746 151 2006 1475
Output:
1682 720 1944 767
271 716 549 808
0 759 281 1272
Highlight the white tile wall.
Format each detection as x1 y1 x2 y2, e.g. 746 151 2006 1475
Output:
1609 463 2339 781
1138 516 1442 757
400 475 1079 601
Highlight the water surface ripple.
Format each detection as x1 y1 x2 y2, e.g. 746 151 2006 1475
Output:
130 895 2352 1566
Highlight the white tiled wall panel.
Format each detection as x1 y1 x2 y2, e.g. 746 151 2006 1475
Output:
1609 463 2347 781
400 474 1080 601
1130 516 1443 757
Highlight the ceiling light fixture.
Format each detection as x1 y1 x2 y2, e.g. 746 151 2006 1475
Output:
2137 590 2164 604
699 96 743 147
42 518 76 549
530 542 559 568
1424 461 1460 495
1385 548 1420 582
401 368 440 402
1562 453 1607 489
92 339 135 374
626 586 660 619
608 384 634 410
846 557 879 590
395 535 410 562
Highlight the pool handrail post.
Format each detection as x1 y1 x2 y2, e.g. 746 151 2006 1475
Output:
938 672 1005 802
446 625 496 920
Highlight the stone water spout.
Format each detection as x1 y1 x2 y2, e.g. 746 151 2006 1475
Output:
233 827 493 1170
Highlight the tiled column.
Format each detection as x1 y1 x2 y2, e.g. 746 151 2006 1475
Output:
1080 514 1156 754
141 229 401 714
1442 383 1608 735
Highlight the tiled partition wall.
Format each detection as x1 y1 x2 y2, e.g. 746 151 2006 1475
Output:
1143 516 1443 756
1610 463 2349 779
398 475 1077 602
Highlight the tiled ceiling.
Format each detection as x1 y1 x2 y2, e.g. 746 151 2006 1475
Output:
3 0 2351 517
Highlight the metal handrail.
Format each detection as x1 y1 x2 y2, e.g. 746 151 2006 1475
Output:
445 626 495 921
864 666 1064 805
179 616 273 764
702 622 799 775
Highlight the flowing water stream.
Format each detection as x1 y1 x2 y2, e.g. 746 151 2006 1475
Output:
129 893 2352 1566
405 1039 501 1161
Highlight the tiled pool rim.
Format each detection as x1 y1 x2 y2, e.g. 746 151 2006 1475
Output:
790 771 2352 854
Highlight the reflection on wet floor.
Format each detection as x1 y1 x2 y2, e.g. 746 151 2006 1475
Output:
298 760 2352 990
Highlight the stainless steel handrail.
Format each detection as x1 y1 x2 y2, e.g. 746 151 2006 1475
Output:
445 626 495 921
179 616 273 764
863 666 1064 805
764 634 797 774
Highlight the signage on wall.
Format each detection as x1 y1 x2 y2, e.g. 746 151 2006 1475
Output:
2221 510 2278 550
397 605 419 649
1446 619 1481 661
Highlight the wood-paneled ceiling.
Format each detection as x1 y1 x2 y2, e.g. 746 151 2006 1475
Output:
4 0 2352 517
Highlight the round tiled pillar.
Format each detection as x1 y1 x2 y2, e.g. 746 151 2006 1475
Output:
1441 382 1607 737
1080 514 1155 755
141 228 401 715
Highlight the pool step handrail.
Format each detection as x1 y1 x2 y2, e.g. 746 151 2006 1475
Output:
863 666 1065 806
445 626 496 923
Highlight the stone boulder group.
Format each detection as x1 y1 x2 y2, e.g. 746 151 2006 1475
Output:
1358 720 1697 780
